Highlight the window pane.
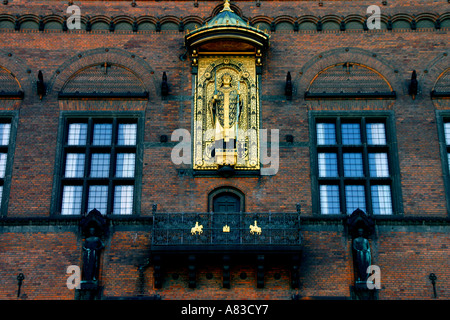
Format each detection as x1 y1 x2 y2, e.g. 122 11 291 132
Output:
317 123 336 145
116 153 135 178
318 153 338 177
343 153 364 177
345 185 366 213
90 153 110 178
448 153 450 172
67 123 88 145
0 185 3 209
0 123 11 145
366 123 386 145
444 123 450 145
61 185 82 215
93 123 112 145
320 185 340 214
0 153 7 178
117 123 137 145
342 123 361 145
113 185 134 215
369 153 389 177
87 185 108 215
65 153 85 178
371 185 393 214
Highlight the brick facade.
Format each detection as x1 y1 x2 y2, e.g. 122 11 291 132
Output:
0 0 449 300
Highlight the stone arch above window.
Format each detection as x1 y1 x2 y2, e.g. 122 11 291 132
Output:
58 63 148 99
208 187 245 213
431 68 450 99
50 48 157 100
305 62 395 99
0 65 23 99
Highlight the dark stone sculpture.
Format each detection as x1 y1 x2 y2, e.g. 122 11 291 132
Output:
37 70 45 100
81 227 104 283
77 208 107 299
161 72 169 97
409 70 418 100
285 71 293 99
352 228 371 283
347 209 378 299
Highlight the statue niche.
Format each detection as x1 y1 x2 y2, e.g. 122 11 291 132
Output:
347 208 378 299
82 226 104 284
194 57 259 171
79 209 106 292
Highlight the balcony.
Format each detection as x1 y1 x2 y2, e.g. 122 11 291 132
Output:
149 212 302 289
152 212 301 248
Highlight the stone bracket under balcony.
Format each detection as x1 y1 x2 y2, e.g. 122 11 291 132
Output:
149 212 302 289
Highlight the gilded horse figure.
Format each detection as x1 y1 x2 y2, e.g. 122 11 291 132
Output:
249 220 261 235
191 221 203 235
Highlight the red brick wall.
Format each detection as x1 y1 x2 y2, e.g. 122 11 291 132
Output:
375 229 450 300
0 230 80 299
0 0 448 300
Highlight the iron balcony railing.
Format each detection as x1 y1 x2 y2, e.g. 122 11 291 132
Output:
152 212 301 246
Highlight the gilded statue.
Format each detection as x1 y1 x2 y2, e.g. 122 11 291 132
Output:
193 56 260 171
209 72 243 165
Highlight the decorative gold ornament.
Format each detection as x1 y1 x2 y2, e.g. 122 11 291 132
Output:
191 221 203 235
220 0 233 13
193 56 260 171
223 225 230 233
249 220 261 235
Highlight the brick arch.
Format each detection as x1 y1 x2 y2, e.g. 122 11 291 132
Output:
250 15 272 25
112 15 135 25
343 14 365 24
306 63 393 95
48 48 158 98
89 15 111 25
296 47 400 96
208 186 245 213
273 15 295 31
273 15 296 25
320 14 342 24
415 13 439 24
182 16 204 26
136 15 157 24
0 13 15 24
391 13 414 24
422 52 450 91
433 67 450 92
297 15 319 24
0 49 33 102
159 15 181 25
42 14 64 25
17 14 40 24
422 52 450 104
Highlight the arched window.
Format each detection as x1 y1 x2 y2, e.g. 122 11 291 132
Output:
209 187 244 213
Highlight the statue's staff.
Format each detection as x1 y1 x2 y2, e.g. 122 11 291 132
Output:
236 76 240 144
214 69 217 96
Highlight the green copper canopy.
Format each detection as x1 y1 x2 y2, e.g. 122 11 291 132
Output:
185 0 270 52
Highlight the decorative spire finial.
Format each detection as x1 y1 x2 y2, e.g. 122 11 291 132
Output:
220 0 233 12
